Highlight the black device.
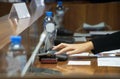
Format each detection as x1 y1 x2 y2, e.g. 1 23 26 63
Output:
38 50 68 64
57 27 73 36
54 36 75 45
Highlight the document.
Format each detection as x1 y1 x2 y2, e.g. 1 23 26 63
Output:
100 49 120 54
68 61 91 65
70 52 89 57
73 33 90 37
97 57 120 67
74 37 87 42
69 52 97 58
97 49 120 57
89 31 117 35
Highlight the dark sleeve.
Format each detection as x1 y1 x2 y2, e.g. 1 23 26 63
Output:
91 31 120 54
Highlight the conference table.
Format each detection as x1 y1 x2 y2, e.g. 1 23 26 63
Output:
26 51 120 79
0 2 120 79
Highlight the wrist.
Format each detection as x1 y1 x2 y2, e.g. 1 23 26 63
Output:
85 41 94 51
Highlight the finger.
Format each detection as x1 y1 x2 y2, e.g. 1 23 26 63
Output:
55 47 72 55
52 43 67 50
66 50 79 55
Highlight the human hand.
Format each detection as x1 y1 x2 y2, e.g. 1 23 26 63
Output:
52 41 94 55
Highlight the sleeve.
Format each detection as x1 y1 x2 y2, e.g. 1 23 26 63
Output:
91 31 120 54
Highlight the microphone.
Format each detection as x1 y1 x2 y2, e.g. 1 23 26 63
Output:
21 31 47 77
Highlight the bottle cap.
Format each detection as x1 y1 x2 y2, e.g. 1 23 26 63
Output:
46 11 53 17
10 36 22 44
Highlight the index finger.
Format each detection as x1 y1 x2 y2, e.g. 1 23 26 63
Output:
52 43 67 50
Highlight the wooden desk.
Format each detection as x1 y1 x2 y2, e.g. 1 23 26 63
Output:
0 1 120 79
25 55 120 78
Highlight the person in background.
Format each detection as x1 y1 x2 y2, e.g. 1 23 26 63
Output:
53 31 120 55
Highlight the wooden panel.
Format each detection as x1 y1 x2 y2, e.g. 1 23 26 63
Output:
0 2 12 17
60 2 120 31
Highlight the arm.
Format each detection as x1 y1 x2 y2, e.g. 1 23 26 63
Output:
53 31 120 55
91 31 120 54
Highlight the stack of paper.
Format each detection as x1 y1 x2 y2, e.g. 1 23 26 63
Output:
98 57 120 67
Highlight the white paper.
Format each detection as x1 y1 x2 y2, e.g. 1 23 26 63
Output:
96 49 120 57
73 33 90 37
89 31 117 35
100 49 120 54
70 52 89 57
74 37 87 42
68 61 91 65
98 57 120 67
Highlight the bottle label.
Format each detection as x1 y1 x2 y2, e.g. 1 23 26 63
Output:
46 23 55 33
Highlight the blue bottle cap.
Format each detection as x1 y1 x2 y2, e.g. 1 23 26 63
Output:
46 11 53 17
10 36 22 44
58 1 62 6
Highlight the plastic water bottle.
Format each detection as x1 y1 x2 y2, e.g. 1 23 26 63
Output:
43 11 55 29
54 1 65 29
55 1 73 36
43 11 57 52
6 36 27 76
56 1 65 17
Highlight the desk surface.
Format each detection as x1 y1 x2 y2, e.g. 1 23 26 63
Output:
26 55 120 78
0 2 120 79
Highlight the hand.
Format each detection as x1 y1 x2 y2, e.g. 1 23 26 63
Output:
52 41 94 55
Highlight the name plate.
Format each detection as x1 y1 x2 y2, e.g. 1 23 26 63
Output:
29 0 45 15
8 2 30 25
